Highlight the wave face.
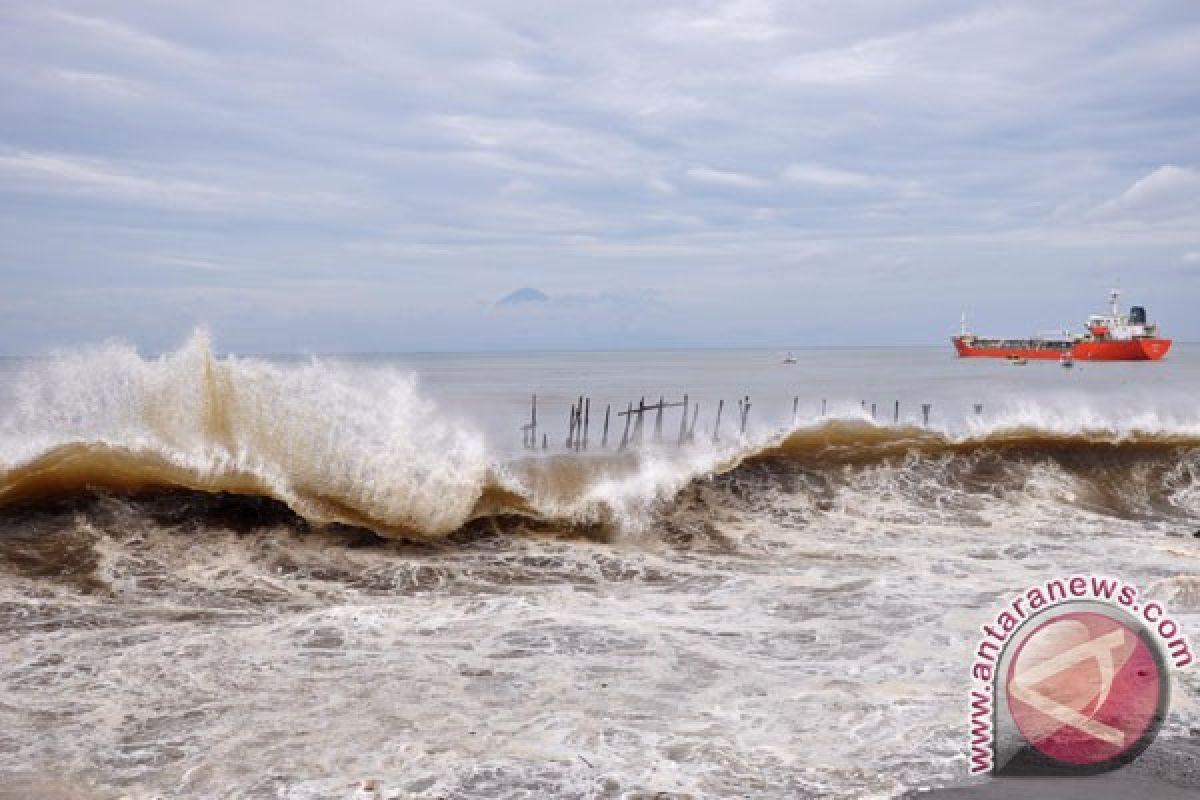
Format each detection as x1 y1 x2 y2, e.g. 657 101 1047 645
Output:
2 333 1200 538
0 332 491 536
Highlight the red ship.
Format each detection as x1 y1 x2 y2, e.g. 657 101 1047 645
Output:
952 290 1171 361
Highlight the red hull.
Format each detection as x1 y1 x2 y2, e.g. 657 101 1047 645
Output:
952 337 1171 361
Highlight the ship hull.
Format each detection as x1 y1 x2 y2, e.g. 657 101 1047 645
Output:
952 337 1171 361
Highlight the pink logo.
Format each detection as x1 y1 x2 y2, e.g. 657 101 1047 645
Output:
1005 610 1163 766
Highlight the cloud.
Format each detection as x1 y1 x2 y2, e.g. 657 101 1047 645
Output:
0 150 357 216
685 166 766 189
3 2 1200 349
0 151 233 208
1091 165 1200 221
782 164 877 189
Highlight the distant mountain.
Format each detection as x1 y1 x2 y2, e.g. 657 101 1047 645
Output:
497 287 550 305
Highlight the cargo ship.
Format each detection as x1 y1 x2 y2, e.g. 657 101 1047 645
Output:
952 290 1171 361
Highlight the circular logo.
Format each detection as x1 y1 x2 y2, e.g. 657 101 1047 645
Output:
1005 609 1167 768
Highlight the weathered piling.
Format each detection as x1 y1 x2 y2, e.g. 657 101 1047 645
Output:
526 394 998 453
618 401 633 451
633 397 646 446
583 398 590 450
531 394 538 447
576 395 584 451
520 393 538 448
677 394 689 446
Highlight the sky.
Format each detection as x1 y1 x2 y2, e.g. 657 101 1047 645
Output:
2 1 1199 353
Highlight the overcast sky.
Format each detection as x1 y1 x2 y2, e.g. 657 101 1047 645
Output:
2 1 1199 353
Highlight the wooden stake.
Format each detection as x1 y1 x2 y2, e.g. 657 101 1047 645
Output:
633 397 646 446
713 398 724 443
677 394 689 446
575 404 583 452
583 398 590 450
602 404 611 448
619 401 633 451
894 400 899 424
688 402 699 442
921 403 932 426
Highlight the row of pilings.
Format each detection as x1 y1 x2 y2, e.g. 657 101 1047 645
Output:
521 395 985 451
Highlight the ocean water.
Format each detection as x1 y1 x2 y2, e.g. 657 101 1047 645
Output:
1 332 1198 798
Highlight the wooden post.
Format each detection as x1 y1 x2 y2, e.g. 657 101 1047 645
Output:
654 395 664 442
583 398 590 450
974 403 984 415
531 394 537 447
739 395 751 435
893 400 899 424
688 402 699 442
871 402 876 420
576 395 583 449
713 398 724 443
633 397 646 446
618 401 633 451
921 403 932 426
821 398 827 417
542 433 547 450
566 403 576 449
602 404 611 448
676 394 689 446
792 396 799 426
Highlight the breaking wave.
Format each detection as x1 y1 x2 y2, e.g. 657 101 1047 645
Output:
2 332 1200 538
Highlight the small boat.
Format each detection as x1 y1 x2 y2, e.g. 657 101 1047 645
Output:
1006 354 1028 366
1060 352 1074 368
782 352 797 364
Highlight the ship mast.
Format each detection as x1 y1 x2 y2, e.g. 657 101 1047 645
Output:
1109 287 1120 316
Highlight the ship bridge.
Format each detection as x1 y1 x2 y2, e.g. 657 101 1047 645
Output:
1084 289 1157 341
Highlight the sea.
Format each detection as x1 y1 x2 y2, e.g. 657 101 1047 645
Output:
1 331 1198 799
